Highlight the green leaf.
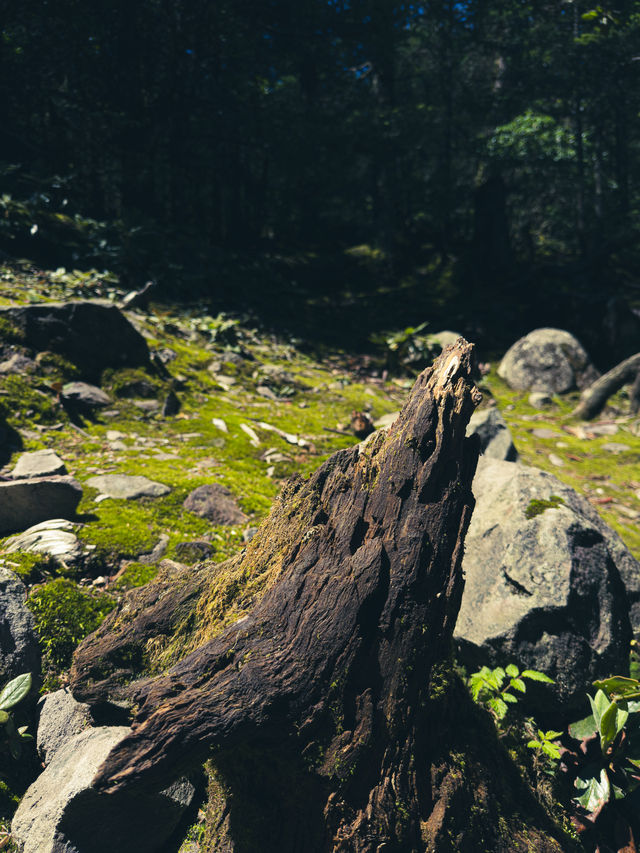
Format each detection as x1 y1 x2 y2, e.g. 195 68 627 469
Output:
502 691 518 704
527 739 542 749
593 677 640 700
600 700 626 752
542 741 561 760
488 697 509 720
575 768 611 814
0 673 31 711
0 710 9 724
521 670 555 684
510 678 526 693
544 730 563 740
505 664 519 678
569 714 598 740
588 689 611 730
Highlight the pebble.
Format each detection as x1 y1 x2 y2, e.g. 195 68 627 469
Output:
549 453 564 466
602 443 631 454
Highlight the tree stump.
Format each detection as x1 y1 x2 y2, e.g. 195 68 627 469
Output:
70 340 572 852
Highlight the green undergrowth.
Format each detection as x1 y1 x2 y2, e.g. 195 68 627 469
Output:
525 496 565 519
26 578 116 683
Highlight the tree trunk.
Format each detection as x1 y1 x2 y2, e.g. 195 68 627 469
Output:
71 340 573 852
573 352 640 420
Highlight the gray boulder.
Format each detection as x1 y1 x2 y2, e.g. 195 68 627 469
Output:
0 477 82 535
3 519 84 567
456 458 637 714
61 382 111 410
0 567 40 687
0 301 150 382
183 483 248 525
36 689 92 766
466 408 518 461
86 474 171 500
497 328 599 394
11 726 194 853
10 450 67 479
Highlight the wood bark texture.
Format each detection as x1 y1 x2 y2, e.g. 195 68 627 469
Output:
71 340 571 852
573 352 640 420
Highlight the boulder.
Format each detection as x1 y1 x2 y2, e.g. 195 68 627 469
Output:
10 450 67 479
0 352 37 375
11 726 195 853
3 519 84 566
36 689 92 766
183 483 248 525
86 474 170 500
62 382 111 410
0 301 150 382
0 567 40 687
173 540 214 563
456 458 637 714
466 408 518 461
497 328 599 394
0 477 82 535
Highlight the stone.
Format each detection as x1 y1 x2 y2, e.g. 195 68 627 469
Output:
528 392 553 408
36 689 93 766
498 328 599 394
10 450 67 479
86 474 171 500
374 411 399 430
428 330 462 350
456 458 638 714
61 382 111 409
530 428 558 439
0 301 150 382
138 533 170 565
0 352 37 375
2 519 83 566
466 408 518 461
0 567 40 688
0 477 82 535
11 726 194 853
183 483 248 526
173 540 214 563
161 389 180 416
602 442 631 454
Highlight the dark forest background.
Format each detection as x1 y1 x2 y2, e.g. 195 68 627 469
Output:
1 1 639 358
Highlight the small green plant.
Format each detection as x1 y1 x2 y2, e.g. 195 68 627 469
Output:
561 675 640 842
468 663 555 721
371 322 438 374
526 725 563 769
525 495 565 519
0 673 32 760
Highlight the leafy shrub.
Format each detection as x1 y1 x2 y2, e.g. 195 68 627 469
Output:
468 663 554 721
561 676 640 844
26 578 115 671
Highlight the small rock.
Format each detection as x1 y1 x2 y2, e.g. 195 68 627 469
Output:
132 399 160 412
240 423 260 447
36 689 93 766
108 440 127 451
351 411 375 439
0 352 37 375
466 408 518 462
531 428 558 439
161 389 181 417
602 443 631 454
548 453 564 466
256 385 278 401
62 382 111 409
528 392 553 408
10 450 67 479
374 412 399 430
589 423 619 436
138 533 170 564
243 527 258 543
0 477 82 535
2 519 83 566
183 484 248 526
86 474 171 500
212 418 228 433
106 430 125 441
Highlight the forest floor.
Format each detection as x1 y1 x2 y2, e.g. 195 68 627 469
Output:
0 259 639 845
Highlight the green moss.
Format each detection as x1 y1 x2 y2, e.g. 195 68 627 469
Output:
0 374 59 426
26 578 116 672
0 552 54 584
0 316 25 344
115 562 158 589
525 496 565 519
101 366 165 398
35 351 80 381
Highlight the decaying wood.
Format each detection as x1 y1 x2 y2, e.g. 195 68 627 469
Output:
71 340 573 852
573 352 640 420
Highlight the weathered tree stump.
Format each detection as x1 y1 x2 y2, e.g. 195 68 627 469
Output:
71 340 572 852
